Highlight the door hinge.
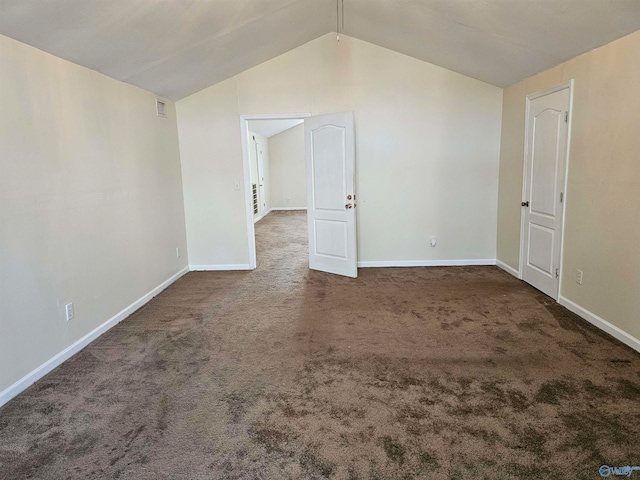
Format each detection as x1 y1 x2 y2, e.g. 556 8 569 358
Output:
560 192 563 203
555 268 559 279
564 111 568 123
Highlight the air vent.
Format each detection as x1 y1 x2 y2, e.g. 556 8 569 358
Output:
252 184 258 214
156 99 167 118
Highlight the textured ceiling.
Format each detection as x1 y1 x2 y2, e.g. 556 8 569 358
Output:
1 0 639 100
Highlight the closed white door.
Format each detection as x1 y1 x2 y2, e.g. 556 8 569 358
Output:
521 86 571 298
256 142 266 213
305 112 357 278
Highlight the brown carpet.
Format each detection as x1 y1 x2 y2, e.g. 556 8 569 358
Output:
1 211 639 479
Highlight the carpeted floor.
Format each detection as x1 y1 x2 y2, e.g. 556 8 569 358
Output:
1 211 639 479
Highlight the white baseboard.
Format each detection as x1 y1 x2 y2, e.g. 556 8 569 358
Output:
558 296 640 353
0 266 190 409
496 260 519 278
254 208 305 223
253 208 272 223
189 264 253 271
357 259 496 268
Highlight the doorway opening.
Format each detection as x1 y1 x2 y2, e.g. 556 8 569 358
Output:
240 114 310 269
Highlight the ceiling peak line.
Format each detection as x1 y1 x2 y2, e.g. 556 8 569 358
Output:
337 0 344 41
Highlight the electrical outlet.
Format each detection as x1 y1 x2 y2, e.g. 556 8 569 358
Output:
65 302 74 321
176 247 180 258
576 269 583 285
429 237 437 247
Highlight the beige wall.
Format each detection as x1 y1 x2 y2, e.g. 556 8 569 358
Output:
177 34 503 267
269 124 306 209
497 31 640 341
0 35 188 393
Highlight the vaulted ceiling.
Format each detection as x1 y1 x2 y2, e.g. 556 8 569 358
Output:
1 0 639 100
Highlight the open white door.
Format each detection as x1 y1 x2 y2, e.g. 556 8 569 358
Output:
521 85 571 299
305 112 357 278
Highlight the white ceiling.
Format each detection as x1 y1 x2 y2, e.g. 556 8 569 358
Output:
248 119 304 138
1 0 639 100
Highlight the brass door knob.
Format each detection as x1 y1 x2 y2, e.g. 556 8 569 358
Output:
521 201 529 207
345 203 353 209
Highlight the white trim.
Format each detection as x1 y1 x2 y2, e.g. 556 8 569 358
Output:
252 208 272 224
189 264 252 271
253 207 306 223
496 260 519 278
0 266 190 408
519 80 574 295
557 80 574 301
240 113 311 270
240 117 257 270
518 91 531 281
357 259 496 268
558 296 640 353
527 80 574 101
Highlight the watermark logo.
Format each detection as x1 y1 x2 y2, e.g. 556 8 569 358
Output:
600 465 640 477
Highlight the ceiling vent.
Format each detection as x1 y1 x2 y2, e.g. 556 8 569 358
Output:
156 99 167 118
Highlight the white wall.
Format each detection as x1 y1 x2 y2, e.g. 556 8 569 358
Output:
177 34 503 268
0 34 188 396
497 30 640 347
269 124 306 209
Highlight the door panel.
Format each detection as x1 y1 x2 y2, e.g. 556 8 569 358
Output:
531 110 561 218
306 112 357 278
521 86 570 298
312 126 346 211
314 220 348 258
528 224 554 275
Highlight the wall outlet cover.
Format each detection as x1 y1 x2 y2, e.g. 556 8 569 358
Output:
65 302 74 321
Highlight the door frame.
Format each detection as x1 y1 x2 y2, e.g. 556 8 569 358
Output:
240 113 311 269
518 80 574 300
